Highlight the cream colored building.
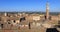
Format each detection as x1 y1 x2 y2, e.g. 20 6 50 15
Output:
33 16 40 21
15 20 20 24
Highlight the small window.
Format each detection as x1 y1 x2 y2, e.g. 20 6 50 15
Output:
13 20 15 23
1 24 3 28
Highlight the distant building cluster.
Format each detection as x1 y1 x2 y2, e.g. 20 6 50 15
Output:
0 2 60 32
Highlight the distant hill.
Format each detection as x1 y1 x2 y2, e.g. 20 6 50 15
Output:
0 11 59 15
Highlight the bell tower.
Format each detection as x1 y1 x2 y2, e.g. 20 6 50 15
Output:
46 2 49 20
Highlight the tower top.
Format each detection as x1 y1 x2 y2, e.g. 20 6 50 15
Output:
46 1 49 10
46 0 49 5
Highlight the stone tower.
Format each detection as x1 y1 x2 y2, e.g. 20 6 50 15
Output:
46 2 49 20
4 12 7 16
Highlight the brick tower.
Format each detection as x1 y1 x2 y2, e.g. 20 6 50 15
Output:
46 2 49 20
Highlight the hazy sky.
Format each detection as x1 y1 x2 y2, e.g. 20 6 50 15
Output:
0 0 60 12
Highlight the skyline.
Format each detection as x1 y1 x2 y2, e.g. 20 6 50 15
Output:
0 0 60 12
